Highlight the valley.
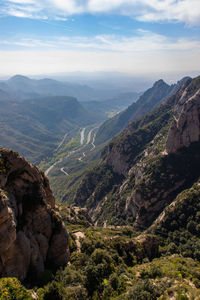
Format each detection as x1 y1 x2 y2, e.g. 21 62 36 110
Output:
42 123 102 203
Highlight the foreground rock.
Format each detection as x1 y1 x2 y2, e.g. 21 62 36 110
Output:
0 148 69 281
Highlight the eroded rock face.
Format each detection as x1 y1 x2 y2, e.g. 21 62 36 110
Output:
0 148 69 281
166 87 200 154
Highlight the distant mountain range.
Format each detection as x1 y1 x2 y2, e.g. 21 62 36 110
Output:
0 75 95 101
0 75 140 102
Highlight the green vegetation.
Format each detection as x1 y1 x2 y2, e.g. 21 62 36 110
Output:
0 278 32 299
0 158 8 173
34 220 200 299
150 178 200 261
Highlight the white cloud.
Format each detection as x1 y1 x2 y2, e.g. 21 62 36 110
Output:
1 0 200 26
8 0 35 3
0 30 199 77
2 30 199 53
49 0 84 14
137 0 200 26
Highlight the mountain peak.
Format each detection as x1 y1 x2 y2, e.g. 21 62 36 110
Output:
8 74 31 82
153 79 168 88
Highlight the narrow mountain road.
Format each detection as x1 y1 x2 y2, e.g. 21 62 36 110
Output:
60 167 70 176
90 131 97 151
45 159 62 176
78 126 98 161
54 132 68 152
80 128 85 145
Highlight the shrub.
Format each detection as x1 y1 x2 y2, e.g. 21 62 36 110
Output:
41 281 65 300
0 277 32 300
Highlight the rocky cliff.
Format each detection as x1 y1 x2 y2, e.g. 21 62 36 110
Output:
0 148 69 281
166 77 200 153
74 75 200 229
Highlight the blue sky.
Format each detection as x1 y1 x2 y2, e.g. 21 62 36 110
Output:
0 0 200 80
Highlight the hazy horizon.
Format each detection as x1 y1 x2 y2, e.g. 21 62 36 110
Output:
1 70 198 94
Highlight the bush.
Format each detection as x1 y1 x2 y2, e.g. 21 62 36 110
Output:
41 281 65 300
126 279 159 300
65 286 88 300
84 249 114 296
55 265 84 287
0 278 32 300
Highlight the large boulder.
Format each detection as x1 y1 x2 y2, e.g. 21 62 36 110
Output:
0 148 69 281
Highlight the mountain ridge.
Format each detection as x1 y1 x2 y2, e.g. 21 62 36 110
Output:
74 75 200 229
95 77 188 146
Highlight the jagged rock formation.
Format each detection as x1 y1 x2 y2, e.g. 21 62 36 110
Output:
0 148 69 281
74 75 200 229
166 82 200 153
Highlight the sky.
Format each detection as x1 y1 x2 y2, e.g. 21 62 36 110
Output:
0 0 200 81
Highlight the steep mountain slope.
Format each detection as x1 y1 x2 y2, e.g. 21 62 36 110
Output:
0 96 100 162
0 148 69 281
74 76 200 228
95 78 189 145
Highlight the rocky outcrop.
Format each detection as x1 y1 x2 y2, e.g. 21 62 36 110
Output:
166 77 200 154
166 81 200 153
0 148 69 281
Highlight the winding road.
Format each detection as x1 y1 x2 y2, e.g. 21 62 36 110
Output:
78 127 98 161
54 132 68 152
45 125 99 176
80 128 86 145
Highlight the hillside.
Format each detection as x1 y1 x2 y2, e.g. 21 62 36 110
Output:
95 77 189 145
74 76 200 229
0 96 101 162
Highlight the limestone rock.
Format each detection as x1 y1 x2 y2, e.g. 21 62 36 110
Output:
166 87 200 153
0 148 69 281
